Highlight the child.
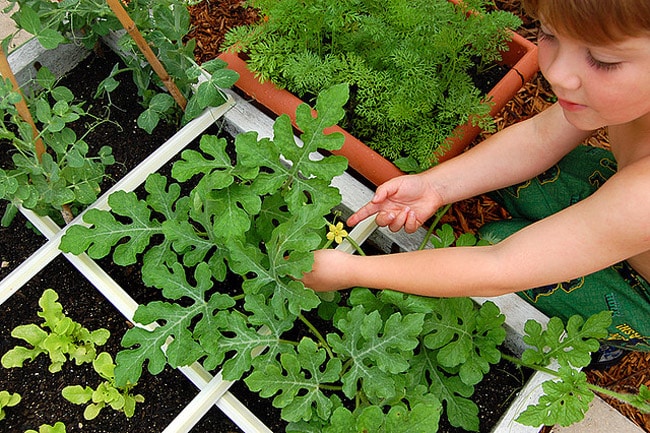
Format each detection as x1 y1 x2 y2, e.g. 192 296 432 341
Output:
302 0 650 358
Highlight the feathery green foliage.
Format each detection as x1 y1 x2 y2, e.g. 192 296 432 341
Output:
224 0 521 171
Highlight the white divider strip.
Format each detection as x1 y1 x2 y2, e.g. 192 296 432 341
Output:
336 216 378 254
161 372 238 433
163 370 272 433
492 370 553 433
0 234 60 305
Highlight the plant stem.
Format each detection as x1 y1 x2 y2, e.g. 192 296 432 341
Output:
298 313 334 358
418 203 452 250
319 383 343 391
500 353 558 376
345 236 365 256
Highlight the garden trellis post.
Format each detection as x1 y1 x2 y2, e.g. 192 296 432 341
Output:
0 46 46 162
106 0 187 110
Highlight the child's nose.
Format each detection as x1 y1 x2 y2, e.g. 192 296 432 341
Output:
542 50 582 91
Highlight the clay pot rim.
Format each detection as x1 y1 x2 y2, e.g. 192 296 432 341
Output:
218 30 538 186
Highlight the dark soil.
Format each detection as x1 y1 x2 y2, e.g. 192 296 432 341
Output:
0 256 246 433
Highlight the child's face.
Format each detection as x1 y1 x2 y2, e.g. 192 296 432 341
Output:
537 21 650 131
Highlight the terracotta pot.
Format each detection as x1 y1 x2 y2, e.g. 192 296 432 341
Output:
218 31 538 186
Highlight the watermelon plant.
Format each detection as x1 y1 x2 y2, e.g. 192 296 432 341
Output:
58 84 648 431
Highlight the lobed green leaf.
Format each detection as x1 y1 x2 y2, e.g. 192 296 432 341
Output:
516 366 593 427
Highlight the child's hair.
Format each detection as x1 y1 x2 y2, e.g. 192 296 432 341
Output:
522 0 650 44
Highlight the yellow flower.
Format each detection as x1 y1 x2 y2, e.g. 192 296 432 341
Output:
326 222 348 244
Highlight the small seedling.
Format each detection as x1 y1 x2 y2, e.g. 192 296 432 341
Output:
25 421 67 433
1 289 110 373
0 390 21 421
62 352 144 419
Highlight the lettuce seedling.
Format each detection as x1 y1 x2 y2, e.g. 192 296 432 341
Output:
0 390 20 421
25 421 67 433
1 289 110 373
62 352 144 420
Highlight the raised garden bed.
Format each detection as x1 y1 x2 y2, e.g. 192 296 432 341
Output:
3 2 646 432
0 38 555 432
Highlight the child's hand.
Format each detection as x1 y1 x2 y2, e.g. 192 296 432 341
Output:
301 249 354 292
347 174 442 233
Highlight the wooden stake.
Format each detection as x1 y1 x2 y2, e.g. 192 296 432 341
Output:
106 0 187 110
0 46 47 162
0 46 74 223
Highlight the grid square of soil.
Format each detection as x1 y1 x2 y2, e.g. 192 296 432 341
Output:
0 255 244 432
1 46 178 281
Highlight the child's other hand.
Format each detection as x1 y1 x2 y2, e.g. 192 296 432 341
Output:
347 174 442 233
301 249 354 292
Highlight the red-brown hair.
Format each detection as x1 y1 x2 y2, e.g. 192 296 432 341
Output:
522 0 650 44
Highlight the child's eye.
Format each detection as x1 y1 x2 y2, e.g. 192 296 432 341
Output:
586 53 622 71
537 27 554 42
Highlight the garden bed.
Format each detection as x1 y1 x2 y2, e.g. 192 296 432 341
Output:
0 37 550 432
2 1 647 432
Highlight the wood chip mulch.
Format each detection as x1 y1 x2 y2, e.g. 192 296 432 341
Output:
186 0 261 65
586 351 650 431
184 1 649 430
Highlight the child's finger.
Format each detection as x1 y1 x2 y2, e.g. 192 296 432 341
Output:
347 202 380 226
374 210 396 227
387 207 410 232
404 210 421 234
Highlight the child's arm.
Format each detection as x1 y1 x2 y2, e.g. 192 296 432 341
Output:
421 103 592 204
304 155 650 296
348 103 593 232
